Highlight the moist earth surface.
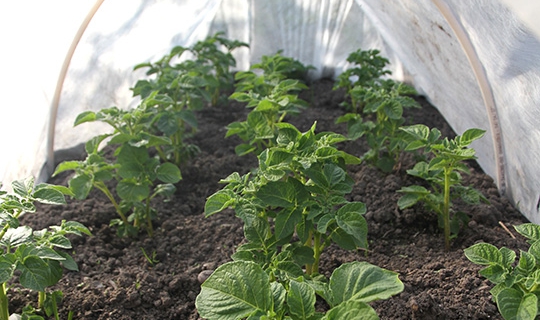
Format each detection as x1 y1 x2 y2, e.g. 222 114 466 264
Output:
15 79 529 319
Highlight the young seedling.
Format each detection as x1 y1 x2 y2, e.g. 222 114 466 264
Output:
196 260 404 319
133 31 248 107
336 79 420 172
206 122 366 276
55 109 181 237
397 124 488 250
0 177 90 320
464 223 540 320
227 78 308 155
334 48 391 111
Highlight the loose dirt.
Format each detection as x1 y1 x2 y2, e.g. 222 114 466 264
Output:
16 79 529 319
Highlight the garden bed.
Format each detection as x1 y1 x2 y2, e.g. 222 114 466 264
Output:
18 79 528 319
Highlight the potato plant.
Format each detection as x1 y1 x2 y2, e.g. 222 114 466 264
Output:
334 48 391 111
336 79 420 172
132 32 247 165
0 178 90 320
196 260 403 320
206 122 365 275
464 223 540 320
133 31 248 107
227 78 308 155
227 52 312 156
201 122 404 319
397 124 488 250
234 51 313 95
55 106 181 237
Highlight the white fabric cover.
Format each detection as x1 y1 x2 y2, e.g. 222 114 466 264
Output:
1 0 539 223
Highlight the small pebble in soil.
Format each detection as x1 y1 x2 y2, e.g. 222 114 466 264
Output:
198 270 214 283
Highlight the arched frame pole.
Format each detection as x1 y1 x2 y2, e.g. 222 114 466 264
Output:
431 0 506 195
45 0 105 176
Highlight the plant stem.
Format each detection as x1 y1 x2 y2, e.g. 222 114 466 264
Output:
52 293 60 320
94 182 129 224
304 230 313 275
145 198 153 237
38 291 45 308
443 168 451 251
312 232 322 274
0 283 9 320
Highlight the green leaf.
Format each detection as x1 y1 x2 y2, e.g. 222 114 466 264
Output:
156 162 182 183
256 181 296 208
291 245 315 267
205 190 235 216
331 228 358 250
68 174 93 200
336 203 368 248
287 280 316 319
48 235 72 249
61 220 92 236
323 300 378 320
156 112 179 136
18 256 52 291
116 179 150 202
32 187 66 205
116 146 149 179
178 109 198 129
32 247 65 261
529 241 540 261
479 264 507 284
0 256 15 283
275 207 302 241
515 224 540 242
275 261 304 279
85 134 111 153
464 243 503 265
397 193 421 209
329 261 404 307
196 261 272 320
460 128 486 146
244 216 270 246
12 177 34 197
1 226 33 248
383 100 402 120
74 111 96 126
57 251 79 271
53 160 82 175
401 124 429 140
517 251 536 275
235 144 257 156
496 288 537 320
500 247 517 269
153 183 176 198
271 282 286 315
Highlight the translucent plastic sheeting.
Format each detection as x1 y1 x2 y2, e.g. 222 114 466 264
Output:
357 0 540 224
0 0 96 189
1 0 540 224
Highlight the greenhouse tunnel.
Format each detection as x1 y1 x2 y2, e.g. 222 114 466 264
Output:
1 0 540 224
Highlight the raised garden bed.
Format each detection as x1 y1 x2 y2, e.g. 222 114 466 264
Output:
9 78 528 319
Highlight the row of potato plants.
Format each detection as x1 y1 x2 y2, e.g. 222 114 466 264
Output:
0 32 247 319
197 50 404 319
2 32 530 319
196 46 505 319
55 32 247 238
333 49 534 319
0 178 90 320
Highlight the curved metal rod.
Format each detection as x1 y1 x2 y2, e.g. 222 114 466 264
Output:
431 0 506 194
45 0 105 177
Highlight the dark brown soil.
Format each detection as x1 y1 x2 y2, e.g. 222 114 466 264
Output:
15 79 529 319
